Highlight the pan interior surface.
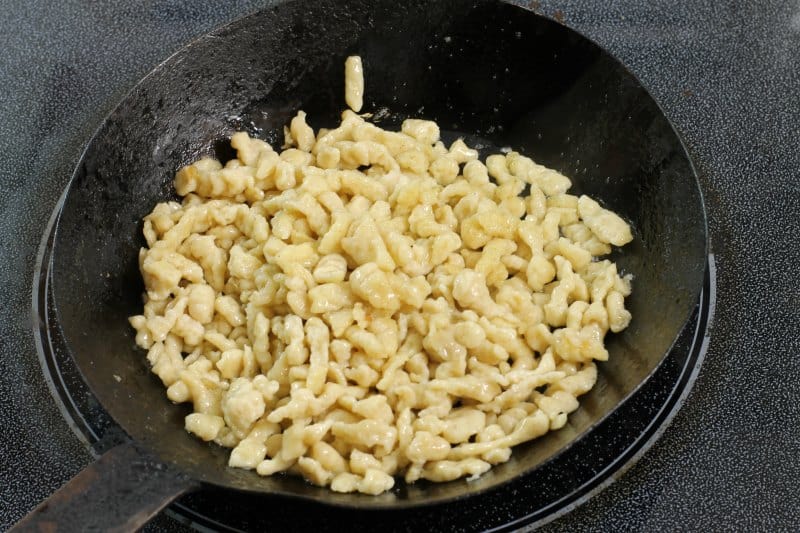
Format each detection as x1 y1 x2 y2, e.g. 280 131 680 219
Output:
51 0 707 506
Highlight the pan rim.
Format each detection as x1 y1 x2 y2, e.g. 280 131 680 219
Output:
45 0 709 510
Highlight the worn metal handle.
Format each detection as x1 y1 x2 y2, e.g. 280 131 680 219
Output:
12 441 198 532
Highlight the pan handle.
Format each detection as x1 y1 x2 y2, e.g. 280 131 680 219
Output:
11 441 199 532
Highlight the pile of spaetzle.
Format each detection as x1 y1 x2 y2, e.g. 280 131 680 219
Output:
129 57 633 495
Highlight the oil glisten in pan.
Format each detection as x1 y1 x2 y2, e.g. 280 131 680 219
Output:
31 0 704 525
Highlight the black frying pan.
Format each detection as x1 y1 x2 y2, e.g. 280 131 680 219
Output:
16 0 707 530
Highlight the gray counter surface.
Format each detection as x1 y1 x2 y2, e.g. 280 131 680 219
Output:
1 1 797 530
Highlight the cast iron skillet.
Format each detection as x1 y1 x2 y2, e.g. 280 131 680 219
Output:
16 0 707 530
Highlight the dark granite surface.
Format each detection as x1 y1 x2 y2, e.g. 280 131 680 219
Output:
0 1 797 531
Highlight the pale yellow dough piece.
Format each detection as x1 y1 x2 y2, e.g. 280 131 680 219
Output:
344 56 364 112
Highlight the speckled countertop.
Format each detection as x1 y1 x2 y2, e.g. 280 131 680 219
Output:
1 1 798 531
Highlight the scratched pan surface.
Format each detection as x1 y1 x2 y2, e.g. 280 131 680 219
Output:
51 0 706 507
